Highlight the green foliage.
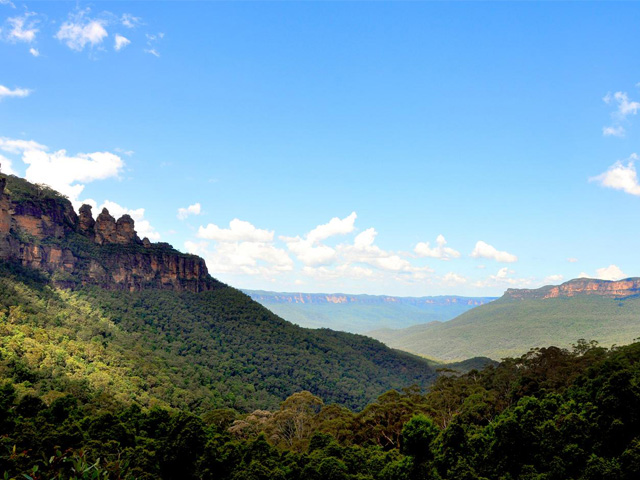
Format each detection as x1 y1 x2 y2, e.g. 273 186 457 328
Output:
0 339 639 479
371 294 640 360
0 260 436 414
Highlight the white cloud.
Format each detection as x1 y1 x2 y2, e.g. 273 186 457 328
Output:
543 274 564 284
307 212 357 244
0 85 31 99
302 264 375 281
185 237 293 277
24 150 123 199
121 14 141 29
29 47 39 57
96 200 160 241
603 91 640 137
339 227 433 276
56 10 108 51
603 125 625 137
114 148 134 157
114 34 130 51
144 48 160 58
567 257 578 263
0 154 16 175
442 272 467 286
18 147 124 205
281 212 355 266
414 234 461 260
595 264 626 281
0 137 46 154
470 241 518 263
0 0 16 8
198 219 274 243
474 267 532 289
283 239 336 266
591 154 640 196
609 91 640 116
177 202 201 220
5 14 38 43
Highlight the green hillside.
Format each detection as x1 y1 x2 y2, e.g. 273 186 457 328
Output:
369 294 640 361
3 330 640 480
0 260 436 413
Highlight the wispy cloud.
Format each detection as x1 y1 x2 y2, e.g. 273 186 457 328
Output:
56 9 108 51
4 13 38 43
144 32 163 57
603 125 625 137
0 84 31 99
0 137 47 154
121 13 142 29
473 267 531 288
602 91 640 137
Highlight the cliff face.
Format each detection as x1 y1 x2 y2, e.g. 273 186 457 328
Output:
0 175 216 292
246 290 496 307
505 277 640 300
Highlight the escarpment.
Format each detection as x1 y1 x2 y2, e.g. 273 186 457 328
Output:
505 277 640 300
0 174 217 292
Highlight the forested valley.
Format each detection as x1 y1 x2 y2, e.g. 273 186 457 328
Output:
1 335 639 479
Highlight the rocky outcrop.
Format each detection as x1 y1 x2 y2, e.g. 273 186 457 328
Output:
95 208 118 245
0 174 217 293
505 278 640 300
78 204 95 238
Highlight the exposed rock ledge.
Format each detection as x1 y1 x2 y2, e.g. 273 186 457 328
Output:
0 174 217 292
505 278 640 300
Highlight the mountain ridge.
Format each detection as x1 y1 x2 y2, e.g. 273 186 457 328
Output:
505 277 640 300
369 277 640 361
246 289 495 306
245 289 496 333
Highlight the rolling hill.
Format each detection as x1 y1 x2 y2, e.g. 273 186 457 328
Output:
369 278 640 361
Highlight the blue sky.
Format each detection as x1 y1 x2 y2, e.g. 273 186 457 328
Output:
1 1 640 296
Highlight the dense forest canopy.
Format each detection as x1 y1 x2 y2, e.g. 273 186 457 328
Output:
1 336 639 479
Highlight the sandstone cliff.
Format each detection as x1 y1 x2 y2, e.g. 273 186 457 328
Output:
504 277 640 300
0 174 217 292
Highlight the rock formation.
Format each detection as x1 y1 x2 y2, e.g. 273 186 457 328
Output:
505 277 640 300
0 174 217 293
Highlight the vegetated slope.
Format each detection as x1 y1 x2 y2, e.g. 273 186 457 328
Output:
426 356 499 373
245 289 496 333
369 282 640 361
0 174 436 412
3 334 640 480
